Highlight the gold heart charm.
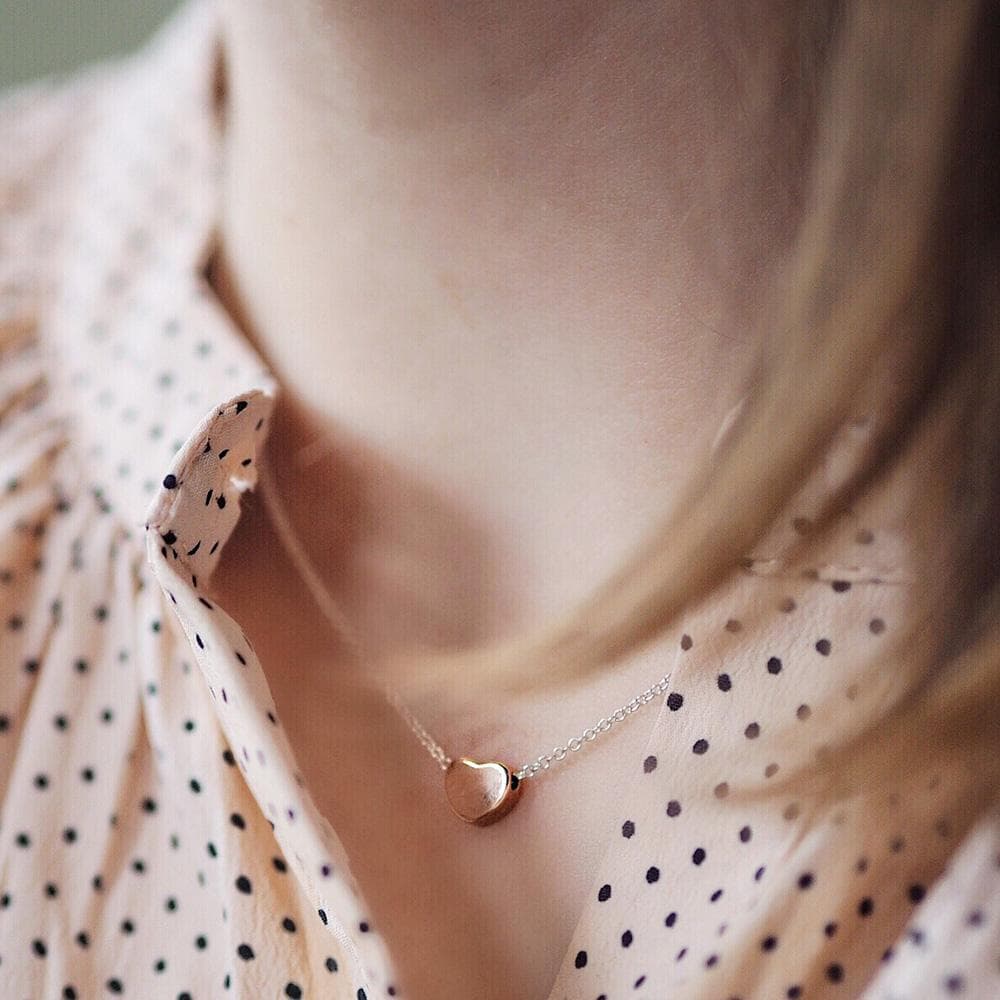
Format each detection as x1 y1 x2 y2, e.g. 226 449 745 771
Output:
444 757 523 826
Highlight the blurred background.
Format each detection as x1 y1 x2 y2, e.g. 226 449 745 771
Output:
1 0 181 90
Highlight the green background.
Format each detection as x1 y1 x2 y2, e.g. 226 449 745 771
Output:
1 0 181 90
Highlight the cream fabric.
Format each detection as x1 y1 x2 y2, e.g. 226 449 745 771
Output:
0 3 997 998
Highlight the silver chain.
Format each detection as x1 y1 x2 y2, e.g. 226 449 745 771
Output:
383 674 672 780
382 687 453 772
512 673 671 781
257 460 673 782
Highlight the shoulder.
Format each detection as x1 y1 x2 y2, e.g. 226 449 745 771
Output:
0 60 127 454
0 71 88 446
0 64 117 356
0 41 172 525
0 66 103 181
0 65 126 653
863 807 1000 998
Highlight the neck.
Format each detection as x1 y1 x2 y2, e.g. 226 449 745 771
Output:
212 0 823 652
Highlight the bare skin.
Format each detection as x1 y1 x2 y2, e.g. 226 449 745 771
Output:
208 2 824 997
211 477 671 1000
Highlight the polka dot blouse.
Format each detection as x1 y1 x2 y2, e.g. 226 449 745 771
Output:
1 2 998 998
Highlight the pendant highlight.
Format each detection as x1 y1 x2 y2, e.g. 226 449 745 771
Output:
444 757 523 826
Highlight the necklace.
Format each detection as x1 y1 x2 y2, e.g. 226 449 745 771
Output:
255 459 672 827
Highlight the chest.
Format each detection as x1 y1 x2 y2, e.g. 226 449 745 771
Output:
208 531 663 1000
250 644 662 1000
205 490 932 999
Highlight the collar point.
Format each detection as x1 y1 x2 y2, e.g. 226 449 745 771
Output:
142 385 278 581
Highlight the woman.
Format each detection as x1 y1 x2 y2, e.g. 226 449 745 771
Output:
0 0 996 997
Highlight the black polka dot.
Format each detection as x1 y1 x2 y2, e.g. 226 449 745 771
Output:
0 72 985 1000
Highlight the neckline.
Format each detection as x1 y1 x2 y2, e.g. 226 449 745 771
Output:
179 15 720 995
539 659 687 998
137 7 718 996
41 3 915 996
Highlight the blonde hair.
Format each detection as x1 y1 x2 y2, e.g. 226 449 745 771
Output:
371 1 999 808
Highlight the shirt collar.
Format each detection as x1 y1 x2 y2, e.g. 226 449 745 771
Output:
46 0 280 571
40 8 407 985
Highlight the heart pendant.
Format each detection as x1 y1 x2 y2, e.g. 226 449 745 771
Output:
444 757 523 826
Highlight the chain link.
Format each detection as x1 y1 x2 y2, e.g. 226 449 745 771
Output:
513 673 672 780
383 688 453 772
258 459 674 783
386 673 673 781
